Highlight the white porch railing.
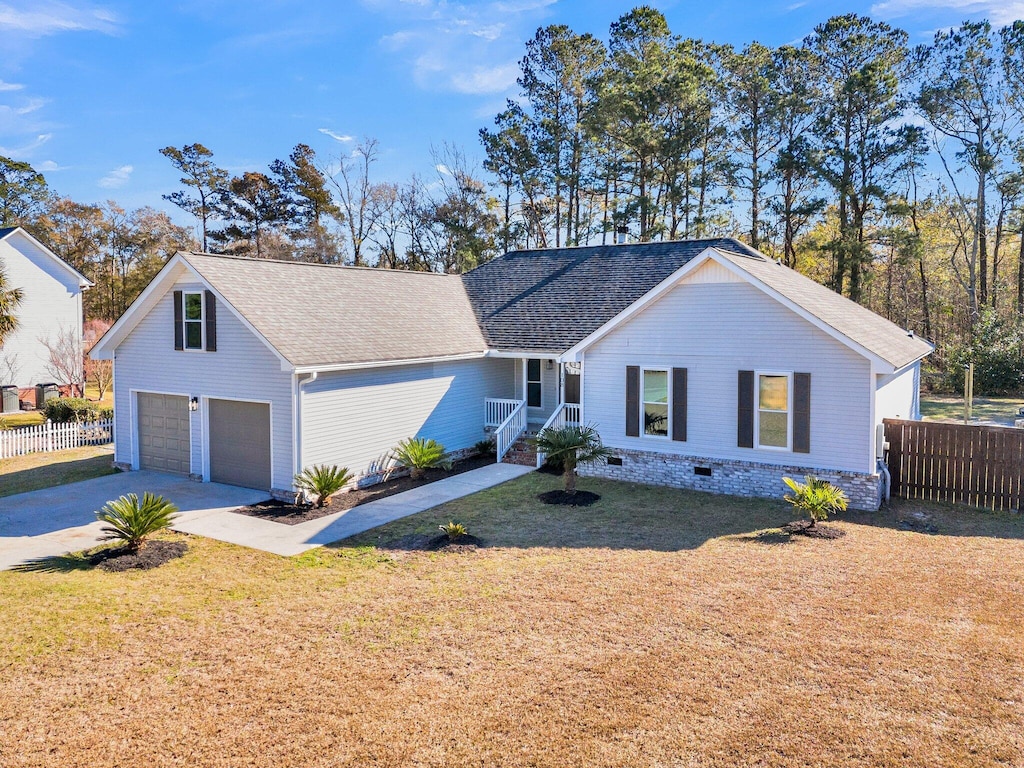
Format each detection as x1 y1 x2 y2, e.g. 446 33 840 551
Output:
0 419 113 460
485 397 522 428
535 403 582 467
495 400 527 462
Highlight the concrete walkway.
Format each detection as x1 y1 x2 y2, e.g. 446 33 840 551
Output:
0 463 533 568
173 462 533 556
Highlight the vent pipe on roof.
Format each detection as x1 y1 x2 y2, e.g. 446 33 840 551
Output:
615 225 629 245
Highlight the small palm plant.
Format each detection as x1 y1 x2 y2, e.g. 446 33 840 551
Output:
294 464 354 508
532 424 614 495
782 476 849 527
439 520 468 542
392 437 452 480
96 492 179 551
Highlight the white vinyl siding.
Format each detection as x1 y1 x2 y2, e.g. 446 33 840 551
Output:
111 274 294 489
301 357 514 479
0 233 84 388
584 280 874 473
875 363 921 423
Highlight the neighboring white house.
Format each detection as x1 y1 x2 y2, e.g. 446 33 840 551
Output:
0 227 92 400
92 239 932 510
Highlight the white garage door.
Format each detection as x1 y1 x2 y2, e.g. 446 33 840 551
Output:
208 399 272 490
137 393 191 474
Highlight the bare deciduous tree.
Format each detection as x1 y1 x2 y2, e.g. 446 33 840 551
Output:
39 325 84 394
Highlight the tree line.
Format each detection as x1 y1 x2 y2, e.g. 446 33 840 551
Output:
1 7 1024 391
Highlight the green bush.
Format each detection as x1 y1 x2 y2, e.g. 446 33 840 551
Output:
473 437 496 456
939 312 1024 396
391 437 451 480
782 476 849 527
43 397 107 423
531 424 613 494
294 464 354 508
96 492 179 550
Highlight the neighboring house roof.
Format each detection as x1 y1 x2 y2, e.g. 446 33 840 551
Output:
461 238 763 353
0 226 93 289
180 252 487 368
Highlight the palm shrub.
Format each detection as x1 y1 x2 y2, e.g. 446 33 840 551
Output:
782 476 849 527
532 424 614 495
294 464 354 508
392 437 451 480
439 520 468 541
96 492 179 550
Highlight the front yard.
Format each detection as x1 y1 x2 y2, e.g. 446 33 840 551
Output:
921 393 1023 425
1 473 1022 766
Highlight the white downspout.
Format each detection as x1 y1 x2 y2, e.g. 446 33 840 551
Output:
295 371 318 478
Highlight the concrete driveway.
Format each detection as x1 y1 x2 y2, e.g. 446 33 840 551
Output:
0 471 269 570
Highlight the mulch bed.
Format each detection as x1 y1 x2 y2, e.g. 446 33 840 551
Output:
537 489 601 507
375 532 485 553
90 540 189 571
233 454 496 526
780 520 845 539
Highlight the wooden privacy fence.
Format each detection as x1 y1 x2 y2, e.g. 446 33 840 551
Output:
0 419 113 460
884 418 1024 511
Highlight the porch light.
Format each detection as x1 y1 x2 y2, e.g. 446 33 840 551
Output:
189 396 199 412
546 359 554 370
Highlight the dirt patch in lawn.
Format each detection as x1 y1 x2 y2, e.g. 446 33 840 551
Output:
89 540 188 571
232 454 496 525
377 532 485 552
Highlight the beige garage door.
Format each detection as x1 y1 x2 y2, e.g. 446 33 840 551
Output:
137 393 191 474
208 399 272 490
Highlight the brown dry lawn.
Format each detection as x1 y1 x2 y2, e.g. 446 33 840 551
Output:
1 472 1022 767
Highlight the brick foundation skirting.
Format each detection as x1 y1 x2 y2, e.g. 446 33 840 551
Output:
579 448 883 511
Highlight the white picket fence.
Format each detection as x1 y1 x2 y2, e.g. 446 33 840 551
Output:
0 419 113 460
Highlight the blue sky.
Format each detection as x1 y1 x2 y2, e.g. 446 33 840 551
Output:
1 0 1020 222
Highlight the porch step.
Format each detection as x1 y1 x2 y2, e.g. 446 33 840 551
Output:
503 436 537 467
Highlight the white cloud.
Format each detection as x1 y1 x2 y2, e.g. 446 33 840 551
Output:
98 164 133 188
435 163 452 176
0 79 23 91
318 128 354 143
0 132 51 156
871 0 1024 26
37 159 64 171
0 1 120 36
450 62 519 95
366 0 554 96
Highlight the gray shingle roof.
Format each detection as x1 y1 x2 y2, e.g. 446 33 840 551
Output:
461 238 762 353
182 253 487 368
716 249 933 370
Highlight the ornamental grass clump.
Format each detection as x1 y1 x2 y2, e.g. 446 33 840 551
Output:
294 464 354 508
782 475 849 527
392 437 451 480
96 492 179 551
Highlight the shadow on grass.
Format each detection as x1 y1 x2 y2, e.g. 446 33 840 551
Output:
10 551 99 574
0 453 117 499
330 473 1024 554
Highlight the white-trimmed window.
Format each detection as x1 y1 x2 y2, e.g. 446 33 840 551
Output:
756 372 791 449
183 291 204 350
642 368 669 437
526 359 542 408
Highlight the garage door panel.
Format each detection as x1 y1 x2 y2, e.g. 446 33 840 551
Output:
209 399 271 490
137 393 190 475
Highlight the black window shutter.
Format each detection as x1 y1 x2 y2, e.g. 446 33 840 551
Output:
671 367 687 442
625 366 640 437
793 372 811 453
204 290 217 352
173 290 184 350
738 370 754 448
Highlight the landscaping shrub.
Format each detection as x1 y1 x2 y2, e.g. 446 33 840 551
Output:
473 437 496 456
532 424 613 495
392 437 451 480
782 475 848 528
439 521 468 542
43 397 110 423
96 492 180 550
294 464 354 508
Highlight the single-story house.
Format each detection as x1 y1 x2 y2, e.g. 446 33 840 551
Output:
0 226 92 404
91 239 932 510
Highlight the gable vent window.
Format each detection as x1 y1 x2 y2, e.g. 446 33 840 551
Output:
174 289 217 352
